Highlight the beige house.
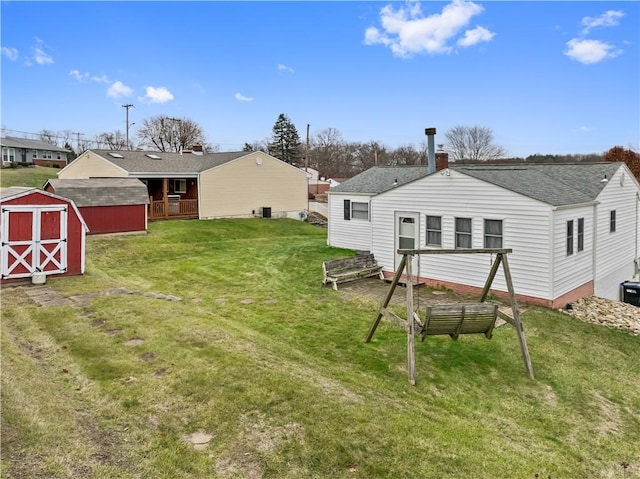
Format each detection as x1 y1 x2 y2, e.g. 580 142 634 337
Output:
57 149 308 220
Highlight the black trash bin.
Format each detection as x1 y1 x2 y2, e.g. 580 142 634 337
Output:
620 281 640 306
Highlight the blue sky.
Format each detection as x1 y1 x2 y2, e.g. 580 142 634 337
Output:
1 1 638 157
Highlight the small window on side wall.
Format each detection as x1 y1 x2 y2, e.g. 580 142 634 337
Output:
577 218 584 252
426 215 441 246
351 202 369 220
343 200 351 220
174 179 187 193
484 219 503 248
455 217 472 249
610 210 616 233
567 220 574 256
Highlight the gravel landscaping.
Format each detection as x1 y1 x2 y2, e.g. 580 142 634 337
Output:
565 296 640 336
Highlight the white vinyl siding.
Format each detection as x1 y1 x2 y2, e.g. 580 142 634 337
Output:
370 170 553 300
552 206 593 298
594 167 639 298
327 193 374 251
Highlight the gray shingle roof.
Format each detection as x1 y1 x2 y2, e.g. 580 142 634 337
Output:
456 163 622 206
90 149 248 174
330 162 624 206
329 166 431 194
0 187 37 200
45 178 150 207
1 136 70 152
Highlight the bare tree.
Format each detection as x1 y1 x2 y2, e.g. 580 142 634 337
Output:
390 144 424 166
94 130 128 150
243 139 269 152
137 115 207 152
444 125 506 162
310 128 346 177
38 129 58 146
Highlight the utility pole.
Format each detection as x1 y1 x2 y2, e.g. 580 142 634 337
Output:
73 132 83 155
122 104 134 150
305 123 310 172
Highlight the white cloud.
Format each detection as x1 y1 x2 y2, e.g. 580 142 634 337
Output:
92 74 110 83
107 81 134 98
69 69 89 81
564 38 622 64
32 37 53 64
234 93 254 102
364 0 492 57
578 126 592 132
457 25 495 47
1 47 18 61
144 86 174 103
581 10 624 35
277 64 294 73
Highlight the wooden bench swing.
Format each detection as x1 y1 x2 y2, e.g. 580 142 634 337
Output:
365 248 534 385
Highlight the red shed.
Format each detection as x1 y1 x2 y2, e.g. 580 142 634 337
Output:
44 178 149 235
1 187 88 284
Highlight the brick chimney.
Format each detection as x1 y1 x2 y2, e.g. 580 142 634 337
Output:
435 144 449 171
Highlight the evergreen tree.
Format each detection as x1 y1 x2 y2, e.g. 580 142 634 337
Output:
268 113 302 165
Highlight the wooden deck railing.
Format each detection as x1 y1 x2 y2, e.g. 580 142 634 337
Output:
149 199 198 220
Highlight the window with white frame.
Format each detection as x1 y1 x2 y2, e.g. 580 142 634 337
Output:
32 150 37 159
567 220 574 256
174 179 187 194
426 215 442 246
2 148 16 163
351 202 369 220
610 210 616 233
577 218 584 252
455 217 472 248
484 219 503 248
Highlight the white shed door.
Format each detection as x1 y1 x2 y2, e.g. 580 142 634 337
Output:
1 205 68 279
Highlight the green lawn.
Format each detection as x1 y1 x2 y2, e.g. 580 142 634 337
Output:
2 219 639 478
0 165 59 188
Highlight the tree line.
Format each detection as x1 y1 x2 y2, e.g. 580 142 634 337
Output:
23 115 640 181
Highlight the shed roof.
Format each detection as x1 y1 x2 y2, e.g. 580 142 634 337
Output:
0 187 37 200
331 162 625 206
44 178 150 207
1 136 70 152
89 149 248 174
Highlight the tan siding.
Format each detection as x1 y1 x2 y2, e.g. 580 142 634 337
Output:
58 152 127 179
199 152 307 218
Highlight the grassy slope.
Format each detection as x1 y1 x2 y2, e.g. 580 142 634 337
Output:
2 219 639 478
0 165 59 188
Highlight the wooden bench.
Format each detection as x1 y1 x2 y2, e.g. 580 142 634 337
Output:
419 303 498 341
322 252 384 290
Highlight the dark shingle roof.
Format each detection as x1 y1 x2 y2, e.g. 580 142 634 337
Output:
329 166 431 194
456 163 622 206
90 149 248 174
1 136 70 152
0 187 37 200
330 163 624 206
45 178 150 207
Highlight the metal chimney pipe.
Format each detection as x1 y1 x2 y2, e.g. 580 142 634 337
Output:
425 127 436 174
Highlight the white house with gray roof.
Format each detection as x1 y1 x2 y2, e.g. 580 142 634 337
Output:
57 149 308 221
328 162 640 307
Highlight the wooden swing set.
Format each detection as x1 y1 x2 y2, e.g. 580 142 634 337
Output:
365 248 534 385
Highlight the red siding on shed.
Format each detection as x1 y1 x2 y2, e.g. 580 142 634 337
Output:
1 191 85 283
79 205 147 234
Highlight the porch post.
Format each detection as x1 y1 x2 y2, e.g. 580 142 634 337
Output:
163 178 169 219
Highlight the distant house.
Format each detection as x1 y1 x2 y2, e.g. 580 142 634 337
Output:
44 178 149 235
1 136 71 168
57 149 308 220
328 161 640 307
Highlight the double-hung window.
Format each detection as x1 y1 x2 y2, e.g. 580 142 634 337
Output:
426 215 442 246
610 210 616 233
577 218 584 252
455 218 472 249
567 220 574 256
2 148 15 163
174 179 187 194
484 219 503 248
351 202 369 220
